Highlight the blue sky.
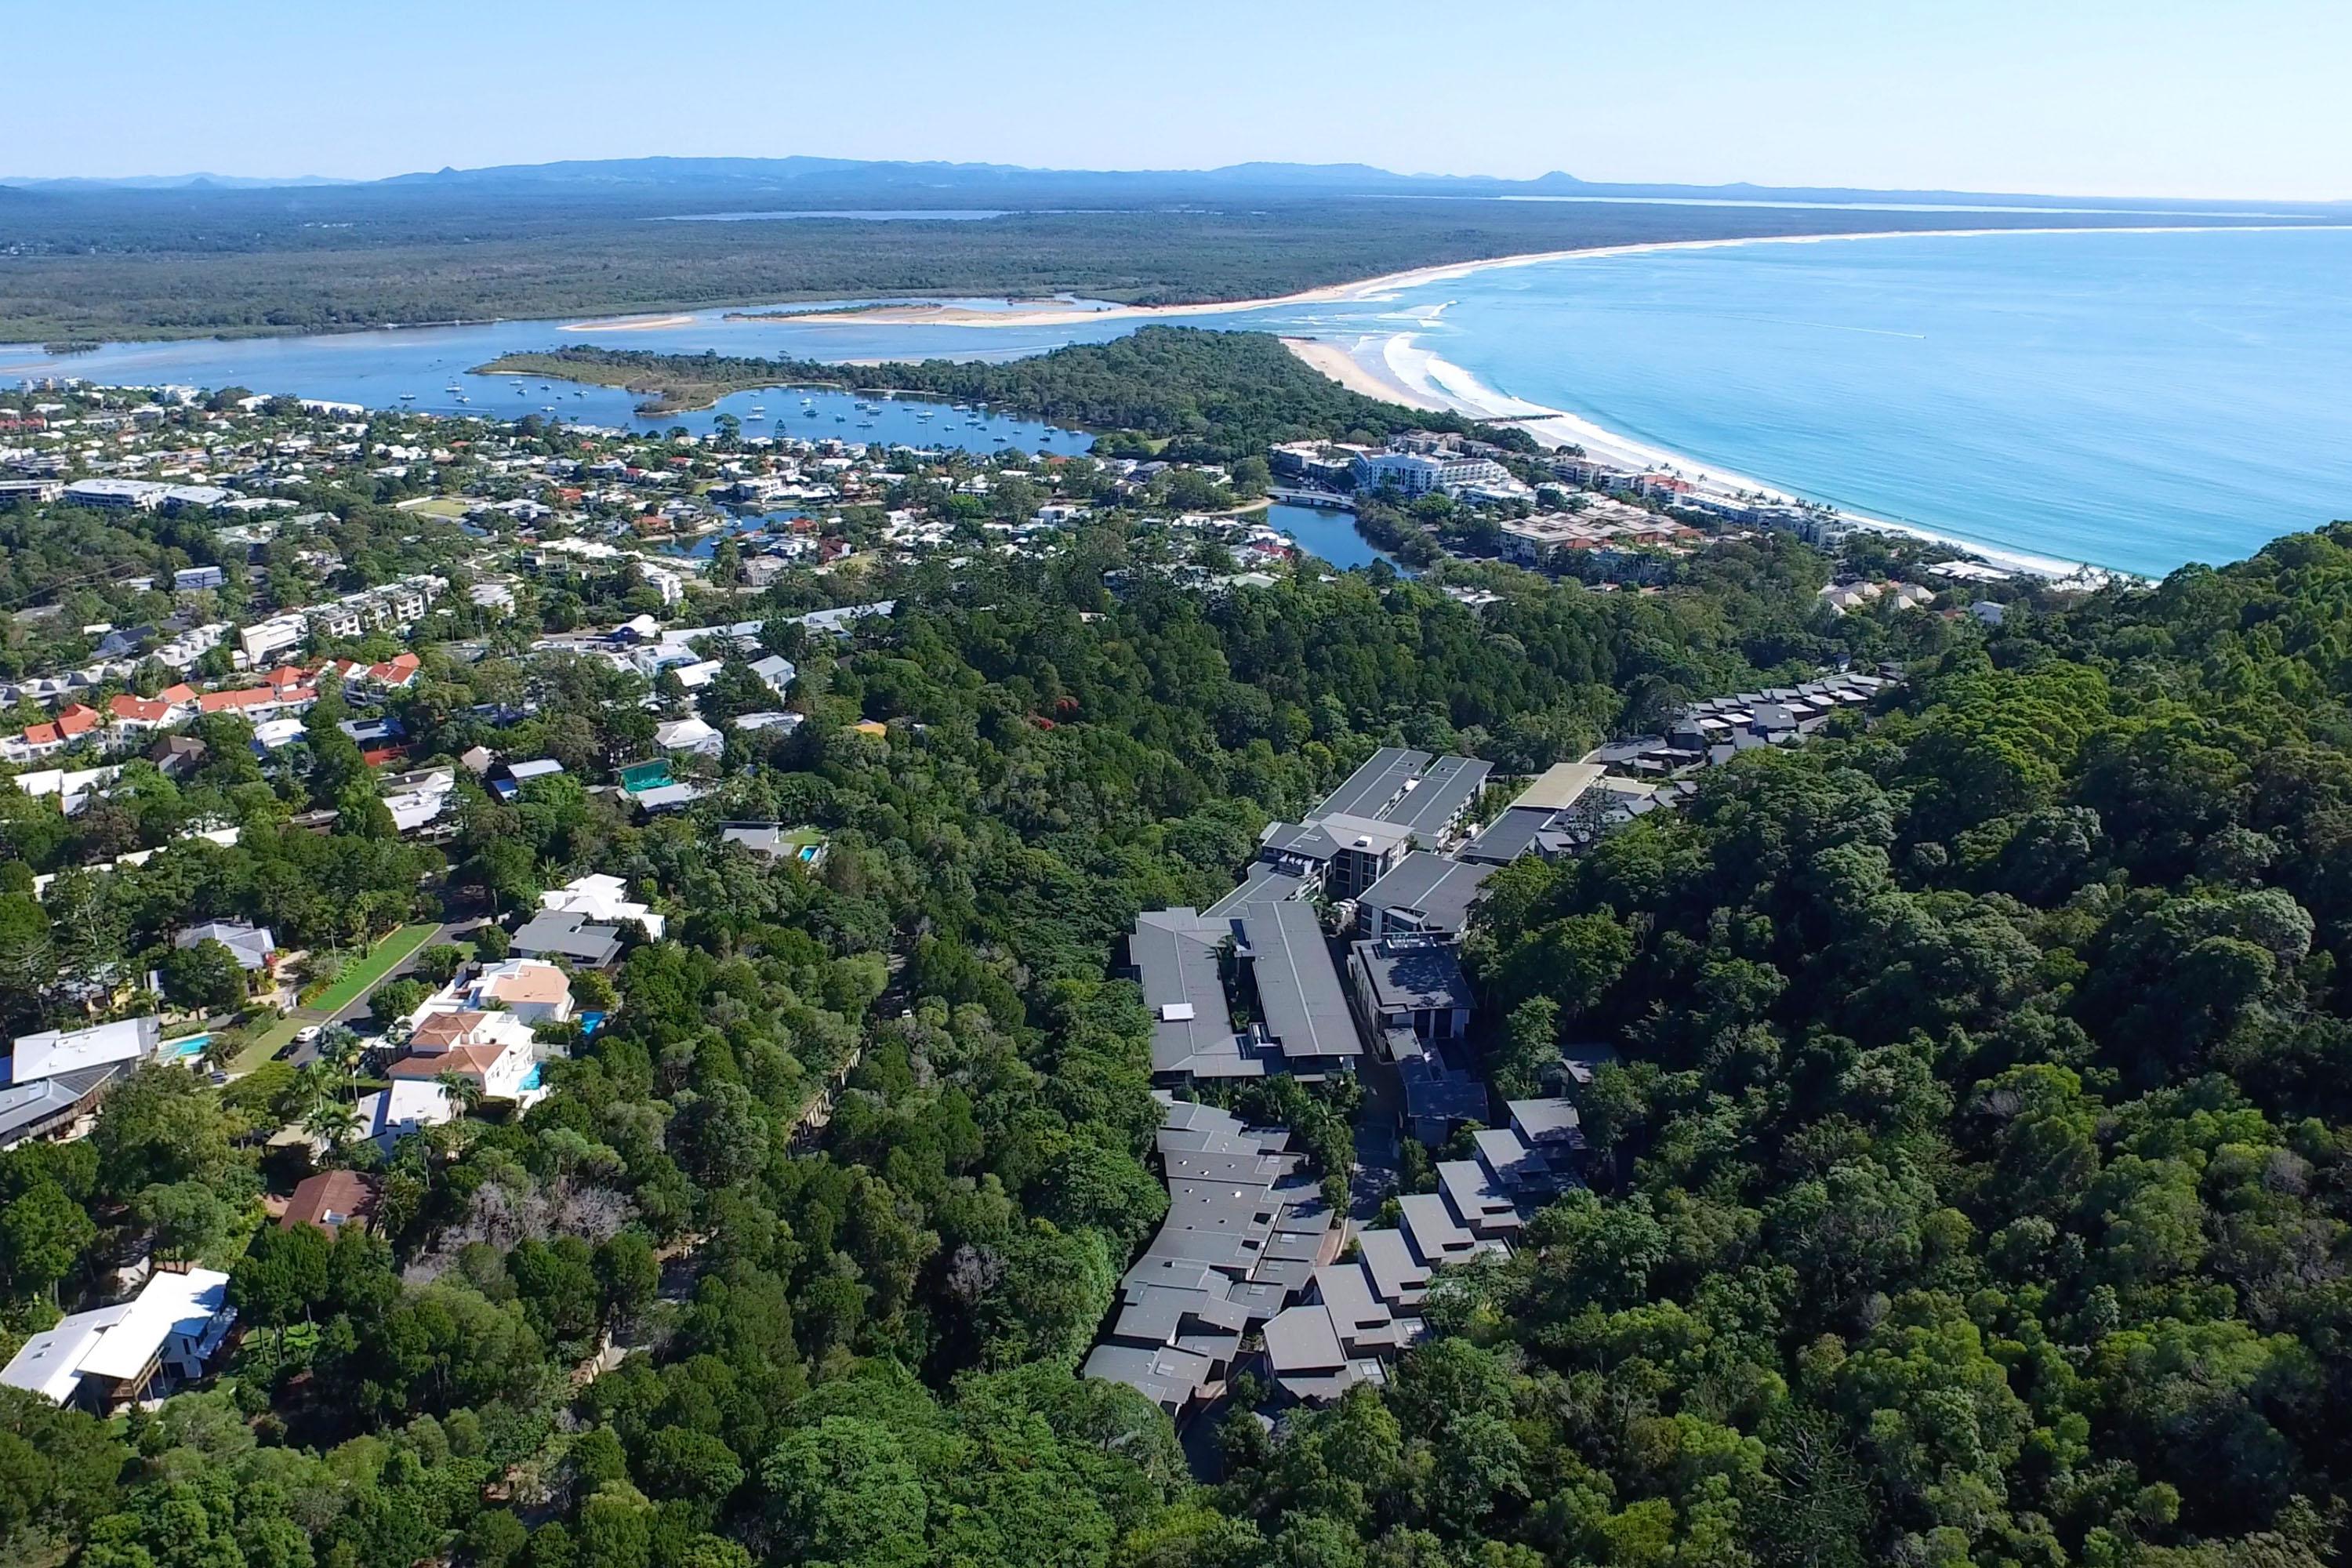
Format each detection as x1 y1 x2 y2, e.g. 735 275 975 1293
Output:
6 0 2347 198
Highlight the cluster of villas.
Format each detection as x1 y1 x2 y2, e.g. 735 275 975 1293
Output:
1096 746 1588 1417
2 601 438 767
1093 669 1896 1419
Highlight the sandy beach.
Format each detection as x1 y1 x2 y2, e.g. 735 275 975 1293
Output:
563 313 699 332
1279 332 2098 580
793 222 2343 333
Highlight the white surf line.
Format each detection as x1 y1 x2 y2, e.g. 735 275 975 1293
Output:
1334 328 2097 580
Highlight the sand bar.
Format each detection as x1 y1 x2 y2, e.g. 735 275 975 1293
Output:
562 313 699 332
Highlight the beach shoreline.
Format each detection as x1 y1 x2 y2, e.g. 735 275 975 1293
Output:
1278 333 2100 581
781 222 2348 333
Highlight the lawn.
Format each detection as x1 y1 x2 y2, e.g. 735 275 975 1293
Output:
398 496 470 519
230 1012 307 1074
308 922 441 1014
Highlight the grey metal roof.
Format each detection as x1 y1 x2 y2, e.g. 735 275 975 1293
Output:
1356 1228 1432 1308
1359 851 1495 937
1239 901 1360 1065
1399 1192 1480 1262
1131 909 1252 1078
1082 1341 1213 1412
1378 754 1491 844
1509 1096 1584 1145
1264 1301 1345 1374
1203 863 1307 918
1461 806 1557 865
510 909 623 966
1313 747 1430 821
0 1062 122 1147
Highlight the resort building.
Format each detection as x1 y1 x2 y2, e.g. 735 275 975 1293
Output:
1083 1099 1336 1417
1127 900 1360 1083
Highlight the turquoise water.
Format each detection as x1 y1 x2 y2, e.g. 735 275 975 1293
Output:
9 227 2350 574
1256 227 2352 576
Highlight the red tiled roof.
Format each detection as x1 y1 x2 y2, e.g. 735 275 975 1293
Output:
198 687 276 713
22 722 59 747
388 1043 504 1080
55 704 100 737
158 684 199 706
110 695 169 724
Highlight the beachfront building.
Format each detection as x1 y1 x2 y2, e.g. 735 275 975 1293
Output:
1350 448 1511 499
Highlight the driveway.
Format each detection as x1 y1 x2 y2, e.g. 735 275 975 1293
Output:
283 917 483 1064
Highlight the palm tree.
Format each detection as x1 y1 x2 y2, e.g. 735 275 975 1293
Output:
434 1069 485 1119
318 1025 364 1100
302 1098 361 1158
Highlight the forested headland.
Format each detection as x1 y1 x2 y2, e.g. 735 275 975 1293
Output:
475 328 1520 456
9 416 2352 1567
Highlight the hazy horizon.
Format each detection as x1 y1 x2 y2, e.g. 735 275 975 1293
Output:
3 156 2344 209
6 0 2350 202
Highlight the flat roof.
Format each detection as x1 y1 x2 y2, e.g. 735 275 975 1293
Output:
1510 1096 1584 1145
1352 938 1474 1014
510 909 623 965
1512 761 1605 813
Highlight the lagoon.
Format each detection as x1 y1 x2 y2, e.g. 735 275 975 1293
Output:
1263 502 1396 572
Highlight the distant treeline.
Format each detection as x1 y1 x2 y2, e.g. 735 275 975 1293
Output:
478 328 1536 461
0 187 2260 343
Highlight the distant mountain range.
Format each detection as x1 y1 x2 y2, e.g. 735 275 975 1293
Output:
2 172 362 191
5 156 2340 212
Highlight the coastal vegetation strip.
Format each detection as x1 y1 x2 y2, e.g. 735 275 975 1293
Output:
473 328 1531 452
2 188 2270 343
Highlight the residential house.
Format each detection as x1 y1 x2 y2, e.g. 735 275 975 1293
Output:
0 1267 236 1411
510 909 624 969
174 920 276 974
536 873 663 940
465 960 574 1025
280 1171 380 1236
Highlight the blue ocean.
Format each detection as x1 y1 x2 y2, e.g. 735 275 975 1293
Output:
1259 227 2352 577
7 226 2350 575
